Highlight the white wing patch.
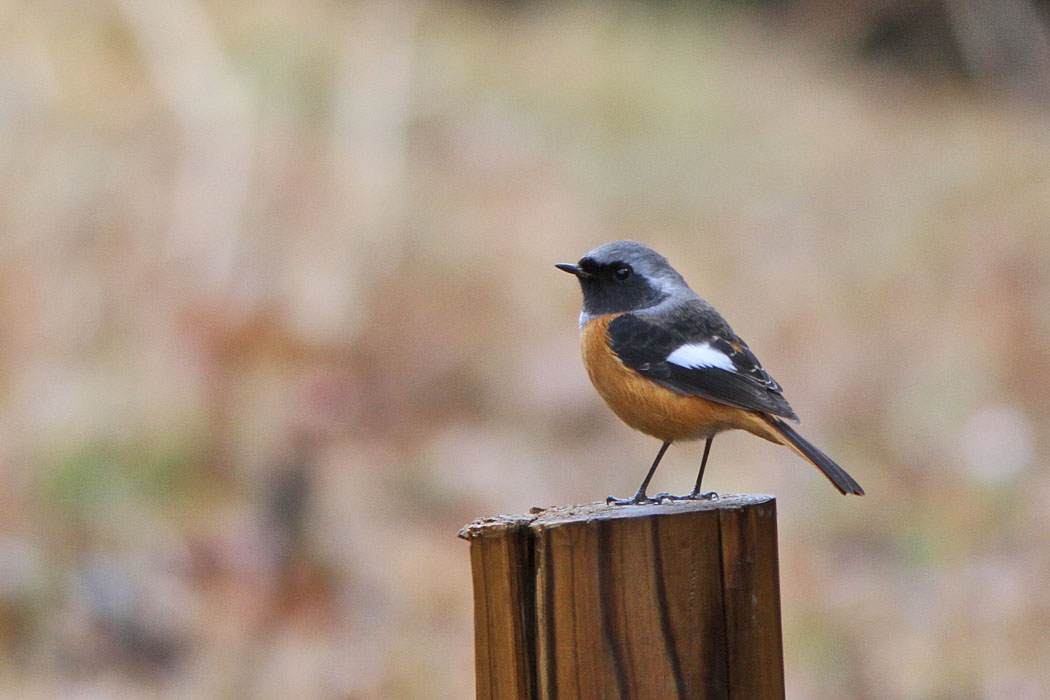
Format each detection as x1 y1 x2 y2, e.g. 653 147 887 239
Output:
666 342 735 371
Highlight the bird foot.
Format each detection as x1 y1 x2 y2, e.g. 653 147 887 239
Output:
606 493 659 506
657 491 719 502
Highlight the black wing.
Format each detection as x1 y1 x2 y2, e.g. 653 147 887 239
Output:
608 312 798 420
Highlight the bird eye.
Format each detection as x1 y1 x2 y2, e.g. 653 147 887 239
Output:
614 265 632 281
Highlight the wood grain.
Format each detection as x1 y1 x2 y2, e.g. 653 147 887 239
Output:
464 515 536 700
461 496 785 700
719 498 786 700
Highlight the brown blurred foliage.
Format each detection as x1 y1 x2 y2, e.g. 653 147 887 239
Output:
1 1 1050 698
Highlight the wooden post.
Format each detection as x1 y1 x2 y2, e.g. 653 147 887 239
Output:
460 495 784 700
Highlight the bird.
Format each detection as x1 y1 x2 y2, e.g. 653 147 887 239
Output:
556 240 864 504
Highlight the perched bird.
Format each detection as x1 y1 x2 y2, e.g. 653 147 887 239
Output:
557 241 864 504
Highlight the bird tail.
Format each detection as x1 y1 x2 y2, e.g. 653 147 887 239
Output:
764 416 864 496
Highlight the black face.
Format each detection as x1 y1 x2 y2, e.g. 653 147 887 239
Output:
571 256 668 316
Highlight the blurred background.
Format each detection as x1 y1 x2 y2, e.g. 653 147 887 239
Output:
2 0 1050 698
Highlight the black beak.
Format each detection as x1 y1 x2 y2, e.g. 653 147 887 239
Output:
556 263 592 278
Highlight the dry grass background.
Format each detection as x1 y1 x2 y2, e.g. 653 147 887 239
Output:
2 1 1050 698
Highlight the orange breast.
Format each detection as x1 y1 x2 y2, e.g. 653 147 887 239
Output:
581 315 780 444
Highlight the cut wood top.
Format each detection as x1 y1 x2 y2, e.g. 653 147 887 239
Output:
458 494 775 540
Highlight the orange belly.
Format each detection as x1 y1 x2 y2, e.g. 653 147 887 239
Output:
581 314 781 444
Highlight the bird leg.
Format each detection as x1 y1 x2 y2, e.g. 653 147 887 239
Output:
607 441 671 506
659 437 718 501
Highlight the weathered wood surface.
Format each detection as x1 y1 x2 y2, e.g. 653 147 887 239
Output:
460 495 785 700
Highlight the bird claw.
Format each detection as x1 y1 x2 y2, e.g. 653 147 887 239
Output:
606 493 659 506
658 491 719 502
607 490 720 505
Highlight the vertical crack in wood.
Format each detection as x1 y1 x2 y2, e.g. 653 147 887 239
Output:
522 526 538 700
568 528 581 700
597 521 629 700
716 507 733 699
540 528 557 700
650 517 687 700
